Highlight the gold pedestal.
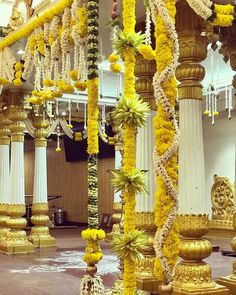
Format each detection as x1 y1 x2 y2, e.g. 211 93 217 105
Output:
0 204 10 241
28 203 56 247
217 214 236 294
136 212 160 294
173 214 229 295
106 202 122 241
1 204 34 254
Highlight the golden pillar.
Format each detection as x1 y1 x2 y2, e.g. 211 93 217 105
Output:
28 116 56 247
173 1 229 294
214 24 236 294
135 54 159 293
0 111 11 244
2 103 34 254
217 215 236 294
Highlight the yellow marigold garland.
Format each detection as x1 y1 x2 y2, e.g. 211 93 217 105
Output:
121 0 137 293
0 0 73 51
150 0 180 283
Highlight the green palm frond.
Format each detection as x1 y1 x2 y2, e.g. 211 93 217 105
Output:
112 95 150 127
113 30 145 56
111 168 148 194
111 230 149 262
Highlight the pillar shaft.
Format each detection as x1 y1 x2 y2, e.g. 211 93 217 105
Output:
2 104 34 254
0 112 10 243
134 54 159 292
175 0 208 214
173 2 229 294
135 53 156 213
28 116 55 247
136 110 155 212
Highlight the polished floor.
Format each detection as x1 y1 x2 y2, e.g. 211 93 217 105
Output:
0 228 234 295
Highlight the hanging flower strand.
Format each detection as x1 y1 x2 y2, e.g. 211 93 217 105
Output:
80 0 105 293
149 0 180 285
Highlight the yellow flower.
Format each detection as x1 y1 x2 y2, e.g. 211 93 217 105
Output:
77 6 88 38
53 90 63 98
214 4 234 15
43 79 54 87
14 62 24 71
83 252 103 265
15 70 22 78
212 14 234 27
0 77 9 85
74 81 87 91
109 53 119 63
87 78 99 155
110 63 122 73
13 78 23 87
69 70 78 81
139 44 156 60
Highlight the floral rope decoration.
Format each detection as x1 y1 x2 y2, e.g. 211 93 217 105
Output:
110 0 148 293
185 0 236 27
149 0 180 284
80 0 105 293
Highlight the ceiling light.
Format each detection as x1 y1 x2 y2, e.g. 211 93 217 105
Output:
17 49 24 55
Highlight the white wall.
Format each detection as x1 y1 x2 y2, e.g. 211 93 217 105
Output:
203 111 236 214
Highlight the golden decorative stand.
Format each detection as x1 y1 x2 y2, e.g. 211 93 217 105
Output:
217 214 236 294
136 212 161 294
106 201 123 242
28 203 56 247
0 204 9 242
173 214 229 295
1 204 34 254
210 175 234 230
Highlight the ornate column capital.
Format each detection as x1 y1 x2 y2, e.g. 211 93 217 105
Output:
0 111 11 145
8 105 27 142
135 53 156 110
176 0 209 100
32 116 49 147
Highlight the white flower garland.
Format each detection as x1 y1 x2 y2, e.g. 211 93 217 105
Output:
185 0 213 20
22 42 34 81
150 0 179 283
3 47 16 81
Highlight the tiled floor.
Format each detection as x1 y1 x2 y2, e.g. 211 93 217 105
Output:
0 228 234 295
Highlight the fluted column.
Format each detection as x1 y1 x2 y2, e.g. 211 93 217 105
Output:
28 116 56 247
0 111 11 246
134 53 159 293
173 1 229 294
2 104 34 254
217 24 236 295
135 53 156 212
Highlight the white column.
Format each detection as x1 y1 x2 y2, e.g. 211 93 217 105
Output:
0 145 10 204
33 147 47 203
178 99 206 214
114 150 122 202
9 142 25 204
136 110 155 212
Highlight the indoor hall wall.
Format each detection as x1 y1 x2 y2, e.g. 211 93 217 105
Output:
24 140 115 223
203 111 236 215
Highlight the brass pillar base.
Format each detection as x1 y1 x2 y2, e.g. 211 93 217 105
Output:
217 276 236 294
0 230 34 254
136 277 161 294
173 284 229 295
173 215 230 295
3 204 34 254
29 203 56 248
28 226 56 247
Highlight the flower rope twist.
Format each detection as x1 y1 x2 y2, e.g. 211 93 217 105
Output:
150 0 180 283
